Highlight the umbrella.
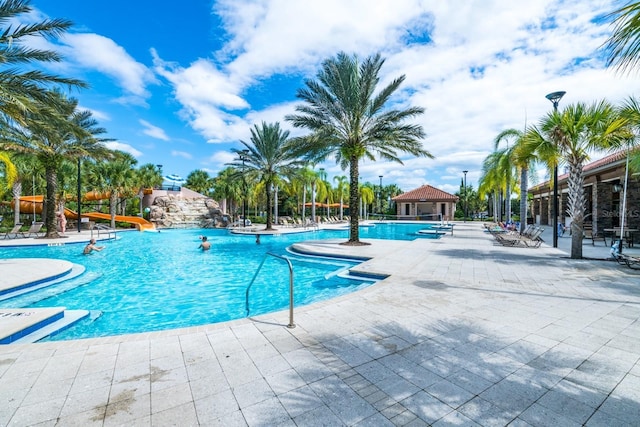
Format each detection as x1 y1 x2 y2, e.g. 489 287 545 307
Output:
164 174 186 184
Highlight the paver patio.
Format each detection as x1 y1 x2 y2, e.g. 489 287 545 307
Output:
0 222 638 426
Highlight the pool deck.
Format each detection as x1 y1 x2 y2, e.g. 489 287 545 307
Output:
1 222 640 425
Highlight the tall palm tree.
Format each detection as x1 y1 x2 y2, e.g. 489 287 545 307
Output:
333 175 348 220
494 128 540 233
360 183 374 220
212 167 240 216
3 92 112 236
523 100 629 258
228 122 304 230
286 52 432 245
604 1 640 75
617 96 640 171
478 151 506 222
0 0 87 122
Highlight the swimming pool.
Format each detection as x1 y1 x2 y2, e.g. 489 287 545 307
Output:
0 222 442 340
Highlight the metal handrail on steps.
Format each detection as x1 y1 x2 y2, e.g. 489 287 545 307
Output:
91 223 117 240
245 252 295 328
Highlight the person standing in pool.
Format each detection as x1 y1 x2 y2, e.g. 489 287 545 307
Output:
83 239 104 254
199 236 211 251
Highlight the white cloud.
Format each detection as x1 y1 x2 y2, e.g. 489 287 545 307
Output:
171 150 193 159
104 141 143 157
47 1 636 192
139 119 170 141
62 33 157 102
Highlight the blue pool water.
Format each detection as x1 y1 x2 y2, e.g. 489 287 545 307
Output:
0 222 441 340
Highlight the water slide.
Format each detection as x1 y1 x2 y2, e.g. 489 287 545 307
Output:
16 195 155 231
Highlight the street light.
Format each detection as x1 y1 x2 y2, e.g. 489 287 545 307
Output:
463 170 468 223
378 175 383 215
156 164 163 190
240 150 249 227
545 90 566 248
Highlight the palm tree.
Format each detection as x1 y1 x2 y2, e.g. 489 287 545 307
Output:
494 128 540 233
0 151 17 196
135 163 163 216
333 175 348 220
478 151 506 223
286 52 432 245
228 122 304 230
88 152 137 228
523 100 629 258
360 183 374 220
604 1 640 75
617 97 640 172
0 0 87 122
185 170 213 195
212 167 240 216
3 92 112 236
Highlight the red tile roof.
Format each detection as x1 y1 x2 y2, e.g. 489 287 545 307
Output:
529 149 634 191
392 185 459 202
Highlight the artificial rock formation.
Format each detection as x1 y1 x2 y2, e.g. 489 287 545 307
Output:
149 195 231 229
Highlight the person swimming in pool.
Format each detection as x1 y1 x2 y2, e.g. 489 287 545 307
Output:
198 236 211 251
83 239 104 254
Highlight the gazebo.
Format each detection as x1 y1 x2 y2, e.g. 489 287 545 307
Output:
392 185 458 221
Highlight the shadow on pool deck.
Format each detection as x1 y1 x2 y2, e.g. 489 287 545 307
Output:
0 221 639 426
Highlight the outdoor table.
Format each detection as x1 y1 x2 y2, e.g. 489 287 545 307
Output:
604 228 638 248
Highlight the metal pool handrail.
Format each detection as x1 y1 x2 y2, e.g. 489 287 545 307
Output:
245 252 295 328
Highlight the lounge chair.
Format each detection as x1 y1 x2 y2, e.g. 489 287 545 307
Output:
20 222 44 238
2 223 23 239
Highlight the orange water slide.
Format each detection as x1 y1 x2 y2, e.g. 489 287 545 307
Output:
16 195 155 231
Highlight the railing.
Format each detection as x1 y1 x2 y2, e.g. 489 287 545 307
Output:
245 252 295 328
91 223 117 241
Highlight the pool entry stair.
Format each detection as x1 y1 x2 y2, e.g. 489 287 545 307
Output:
0 259 92 344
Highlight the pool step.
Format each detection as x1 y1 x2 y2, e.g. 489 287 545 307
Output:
0 308 89 344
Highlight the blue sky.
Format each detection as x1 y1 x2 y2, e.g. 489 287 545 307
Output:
30 0 635 194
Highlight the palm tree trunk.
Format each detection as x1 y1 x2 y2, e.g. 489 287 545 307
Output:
302 187 306 222
519 168 528 233
110 193 117 228
265 181 273 230
567 160 585 259
44 166 60 238
346 155 361 244
12 180 22 226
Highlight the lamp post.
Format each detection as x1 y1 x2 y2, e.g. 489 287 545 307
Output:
240 150 249 227
545 91 566 248
462 170 468 223
319 168 327 218
378 175 383 215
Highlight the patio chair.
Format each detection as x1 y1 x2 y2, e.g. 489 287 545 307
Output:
20 221 44 238
583 224 607 246
2 223 23 239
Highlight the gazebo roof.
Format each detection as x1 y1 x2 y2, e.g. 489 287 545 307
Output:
392 185 458 202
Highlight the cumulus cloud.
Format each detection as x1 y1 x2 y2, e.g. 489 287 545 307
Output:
62 33 157 103
45 1 634 191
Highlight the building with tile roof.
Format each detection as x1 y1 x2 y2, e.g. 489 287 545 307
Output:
529 149 639 239
392 185 459 221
